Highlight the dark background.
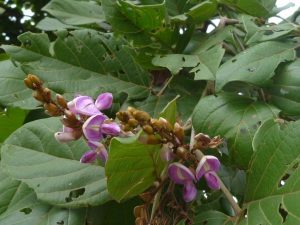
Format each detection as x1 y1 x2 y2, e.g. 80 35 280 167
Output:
0 0 49 45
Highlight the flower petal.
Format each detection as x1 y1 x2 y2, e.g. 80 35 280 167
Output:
82 114 106 141
204 171 220 190
160 144 174 161
54 126 78 143
168 163 195 184
80 150 98 163
68 96 100 116
95 92 113 110
206 155 220 172
195 156 207 180
87 141 108 162
101 122 120 136
183 181 197 202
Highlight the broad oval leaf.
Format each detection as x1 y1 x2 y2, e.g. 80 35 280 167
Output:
42 0 105 25
215 41 296 92
192 94 279 168
267 59 300 115
0 181 88 225
240 119 300 224
2 30 150 102
106 134 164 201
0 60 35 109
1 117 110 208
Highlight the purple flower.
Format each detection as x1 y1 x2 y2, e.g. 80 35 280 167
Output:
196 155 221 190
54 126 81 143
168 163 197 202
168 155 220 202
67 93 113 116
80 141 108 163
82 114 121 141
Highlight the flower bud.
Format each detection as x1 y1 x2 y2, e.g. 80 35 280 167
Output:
159 117 173 132
174 122 184 143
150 119 164 131
133 111 151 122
64 110 77 122
116 111 130 122
24 74 42 89
95 92 113 110
142 125 153 134
44 103 61 116
43 88 52 103
56 94 68 109
176 146 188 160
128 118 139 127
127 106 137 115
32 91 45 102
139 134 161 145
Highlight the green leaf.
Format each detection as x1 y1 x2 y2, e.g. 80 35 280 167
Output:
239 119 300 224
102 0 178 50
246 23 298 45
193 211 234 225
36 17 80 31
191 44 225 80
266 59 300 115
1 117 110 207
0 181 88 225
215 41 296 92
0 169 20 215
152 54 199 75
42 0 105 25
2 31 150 101
153 44 224 79
106 134 164 201
159 95 179 125
192 93 279 168
0 107 27 142
186 0 217 24
0 60 36 109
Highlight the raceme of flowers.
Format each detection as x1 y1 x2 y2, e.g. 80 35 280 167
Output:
55 93 121 163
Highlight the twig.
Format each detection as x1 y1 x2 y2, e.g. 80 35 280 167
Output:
157 75 174 96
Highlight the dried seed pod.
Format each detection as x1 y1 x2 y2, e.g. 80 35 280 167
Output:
56 94 68 109
143 124 153 134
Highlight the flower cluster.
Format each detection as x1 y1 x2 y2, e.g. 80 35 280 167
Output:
168 155 220 202
55 93 120 163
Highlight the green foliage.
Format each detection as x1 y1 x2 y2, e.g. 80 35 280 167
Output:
1 0 300 224
106 134 164 201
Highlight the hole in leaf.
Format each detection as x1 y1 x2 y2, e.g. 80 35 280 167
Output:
182 57 186 62
20 208 32 215
57 221 64 225
279 203 288 223
232 59 237 63
65 188 85 202
263 30 274 35
278 162 299 188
